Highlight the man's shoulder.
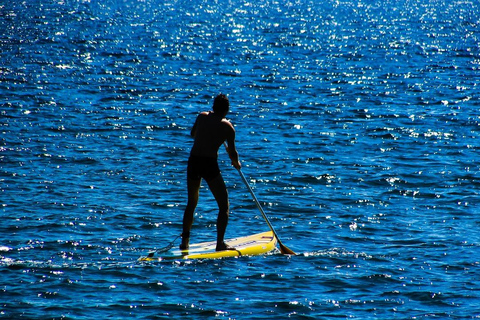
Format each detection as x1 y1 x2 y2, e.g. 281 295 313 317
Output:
221 118 234 129
195 112 210 123
220 120 235 138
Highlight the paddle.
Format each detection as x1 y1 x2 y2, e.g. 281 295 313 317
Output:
224 143 296 255
236 169 296 255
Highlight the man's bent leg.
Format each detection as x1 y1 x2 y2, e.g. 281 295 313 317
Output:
207 174 234 251
181 177 201 249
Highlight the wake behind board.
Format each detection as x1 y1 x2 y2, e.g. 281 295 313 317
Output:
139 231 276 261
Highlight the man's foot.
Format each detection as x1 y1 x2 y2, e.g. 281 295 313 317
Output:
180 232 190 250
216 242 236 251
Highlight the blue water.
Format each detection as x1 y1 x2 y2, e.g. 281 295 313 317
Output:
1 0 480 318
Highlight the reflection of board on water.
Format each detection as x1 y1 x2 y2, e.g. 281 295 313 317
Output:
139 231 276 261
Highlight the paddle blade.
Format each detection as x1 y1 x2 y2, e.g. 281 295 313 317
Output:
279 242 296 255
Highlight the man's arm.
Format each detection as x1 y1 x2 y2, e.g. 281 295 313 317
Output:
190 117 198 138
225 128 241 170
190 112 208 138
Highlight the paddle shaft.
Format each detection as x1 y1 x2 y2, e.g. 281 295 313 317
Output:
224 142 295 255
237 169 278 235
236 168 295 255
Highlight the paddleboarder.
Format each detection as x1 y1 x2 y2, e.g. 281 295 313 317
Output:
180 94 241 251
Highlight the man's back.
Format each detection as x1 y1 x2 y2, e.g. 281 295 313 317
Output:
190 112 234 158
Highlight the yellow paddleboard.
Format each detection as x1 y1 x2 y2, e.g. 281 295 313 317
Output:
139 231 276 261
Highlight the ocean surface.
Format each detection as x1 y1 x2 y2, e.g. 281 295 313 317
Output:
1 0 480 318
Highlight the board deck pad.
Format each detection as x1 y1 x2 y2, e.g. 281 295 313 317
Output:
139 231 276 261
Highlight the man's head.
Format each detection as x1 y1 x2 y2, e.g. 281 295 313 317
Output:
213 94 230 116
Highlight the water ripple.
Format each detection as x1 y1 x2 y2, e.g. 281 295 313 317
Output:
2 0 480 318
